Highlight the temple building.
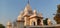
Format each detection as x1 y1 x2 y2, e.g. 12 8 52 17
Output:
17 1 43 26
6 1 53 28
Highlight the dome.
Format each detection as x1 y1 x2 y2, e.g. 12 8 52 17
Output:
19 11 24 16
17 16 21 21
7 21 12 26
17 11 24 21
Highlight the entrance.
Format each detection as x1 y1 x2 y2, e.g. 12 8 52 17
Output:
37 19 41 25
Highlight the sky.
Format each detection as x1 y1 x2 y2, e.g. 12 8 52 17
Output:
0 0 60 26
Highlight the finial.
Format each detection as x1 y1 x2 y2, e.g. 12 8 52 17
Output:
28 0 30 4
33 9 37 16
33 9 37 14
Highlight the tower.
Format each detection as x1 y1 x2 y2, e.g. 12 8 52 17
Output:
23 0 33 26
6 21 12 28
16 11 24 28
24 0 33 15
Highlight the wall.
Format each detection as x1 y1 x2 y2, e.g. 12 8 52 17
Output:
25 24 60 28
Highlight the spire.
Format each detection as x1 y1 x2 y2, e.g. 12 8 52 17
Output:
28 0 29 4
24 0 33 16
28 0 30 4
24 0 32 12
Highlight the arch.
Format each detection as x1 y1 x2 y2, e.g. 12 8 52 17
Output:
37 19 41 25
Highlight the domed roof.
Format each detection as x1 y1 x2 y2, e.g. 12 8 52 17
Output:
7 21 12 26
17 11 24 21
18 11 24 16
17 16 21 21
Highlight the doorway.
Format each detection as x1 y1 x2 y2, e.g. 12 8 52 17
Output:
37 19 41 25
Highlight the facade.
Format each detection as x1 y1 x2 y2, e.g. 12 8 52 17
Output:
6 1 53 28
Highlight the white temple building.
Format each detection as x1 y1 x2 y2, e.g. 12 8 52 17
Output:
6 1 53 28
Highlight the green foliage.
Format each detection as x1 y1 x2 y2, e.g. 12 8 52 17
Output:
43 18 48 25
0 24 5 28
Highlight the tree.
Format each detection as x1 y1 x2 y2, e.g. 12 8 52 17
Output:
54 5 60 24
0 24 5 28
43 18 48 25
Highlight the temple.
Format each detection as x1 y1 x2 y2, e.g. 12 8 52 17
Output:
6 0 53 28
